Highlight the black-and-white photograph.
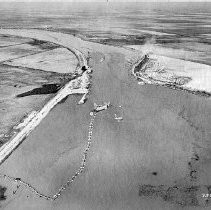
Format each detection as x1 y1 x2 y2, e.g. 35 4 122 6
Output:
0 0 210 209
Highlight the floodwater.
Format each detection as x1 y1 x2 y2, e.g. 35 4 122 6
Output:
1 44 211 210
0 3 211 209
0 2 210 65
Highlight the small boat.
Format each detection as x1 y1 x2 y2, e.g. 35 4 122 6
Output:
114 114 123 122
94 102 110 112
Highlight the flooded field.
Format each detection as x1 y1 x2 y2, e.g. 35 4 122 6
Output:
0 2 210 64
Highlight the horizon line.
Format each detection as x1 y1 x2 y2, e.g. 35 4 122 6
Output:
0 0 210 2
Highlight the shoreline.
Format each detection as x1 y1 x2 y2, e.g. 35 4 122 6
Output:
0 28 211 162
0 29 92 165
131 53 211 97
0 66 91 165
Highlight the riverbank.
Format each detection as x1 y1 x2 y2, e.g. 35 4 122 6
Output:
0 33 80 146
130 48 211 97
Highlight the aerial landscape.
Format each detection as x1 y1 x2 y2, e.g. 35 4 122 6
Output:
0 1 211 209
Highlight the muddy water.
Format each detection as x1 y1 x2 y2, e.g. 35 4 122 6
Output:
0 50 211 210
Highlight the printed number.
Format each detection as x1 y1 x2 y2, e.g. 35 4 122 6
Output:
202 194 211 198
